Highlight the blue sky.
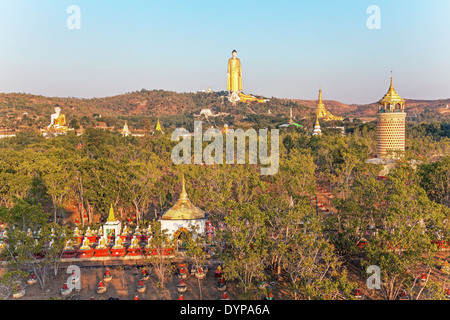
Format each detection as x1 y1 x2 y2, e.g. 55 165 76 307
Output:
0 0 449 104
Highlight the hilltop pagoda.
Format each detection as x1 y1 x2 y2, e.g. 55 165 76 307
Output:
315 89 343 121
121 121 131 137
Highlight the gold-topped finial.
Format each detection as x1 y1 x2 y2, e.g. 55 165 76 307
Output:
107 204 116 223
179 173 189 202
379 74 405 105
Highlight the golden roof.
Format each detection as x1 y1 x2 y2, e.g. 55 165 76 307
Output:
379 76 405 105
161 175 206 220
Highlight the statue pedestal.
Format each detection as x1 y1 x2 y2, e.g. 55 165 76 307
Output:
111 247 126 257
94 248 110 257
144 247 156 256
127 247 142 256
77 248 93 258
62 250 78 259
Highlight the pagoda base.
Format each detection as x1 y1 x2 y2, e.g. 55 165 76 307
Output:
77 248 93 258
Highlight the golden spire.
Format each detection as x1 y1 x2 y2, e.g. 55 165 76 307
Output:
379 75 405 105
289 108 294 124
315 88 343 121
155 118 162 132
107 204 116 223
179 173 189 202
315 116 320 127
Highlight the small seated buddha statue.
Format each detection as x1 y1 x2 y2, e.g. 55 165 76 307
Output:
140 268 149 281
220 292 229 301
96 280 106 294
177 279 187 293
136 280 146 293
195 266 206 280
94 236 110 257
61 282 72 296
144 237 154 255
80 237 90 250
12 285 26 299
73 227 83 245
178 267 187 279
27 273 37 285
61 239 77 258
217 277 226 292
353 288 362 299
103 269 112 282
110 235 126 257
77 237 93 258
215 266 223 279
127 236 142 256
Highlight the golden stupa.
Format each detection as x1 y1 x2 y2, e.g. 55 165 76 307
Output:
155 118 163 133
107 204 117 223
315 89 343 121
161 175 205 220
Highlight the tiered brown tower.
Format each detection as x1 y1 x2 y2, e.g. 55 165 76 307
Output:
376 76 406 158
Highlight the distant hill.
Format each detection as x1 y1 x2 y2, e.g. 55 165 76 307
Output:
0 90 448 131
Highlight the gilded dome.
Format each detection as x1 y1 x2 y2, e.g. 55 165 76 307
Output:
161 175 206 220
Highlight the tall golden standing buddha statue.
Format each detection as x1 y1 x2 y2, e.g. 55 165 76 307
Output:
227 50 265 104
227 50 243 93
